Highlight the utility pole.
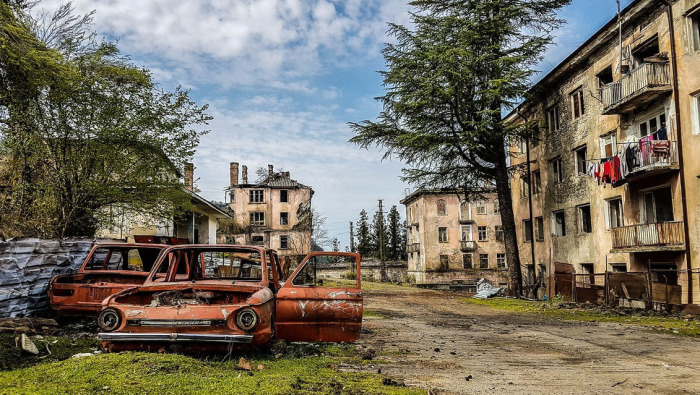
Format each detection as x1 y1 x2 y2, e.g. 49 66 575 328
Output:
349 221 355 252
378 199 387 282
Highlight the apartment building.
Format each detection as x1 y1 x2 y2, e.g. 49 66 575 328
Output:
401 189 508 287
223 163 313 263
508 0 700 304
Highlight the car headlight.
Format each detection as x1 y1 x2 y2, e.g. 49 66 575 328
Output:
97 308 122 332
235 308 258 331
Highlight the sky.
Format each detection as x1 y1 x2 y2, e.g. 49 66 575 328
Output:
37 0 634 249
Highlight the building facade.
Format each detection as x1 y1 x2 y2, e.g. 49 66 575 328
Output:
401 189 508 287
508 0 700 303
223 163 313 263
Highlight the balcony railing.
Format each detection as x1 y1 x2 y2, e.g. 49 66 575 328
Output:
624 140 679 179
600 62 671 115
611 221 685 251
460 240 477 251
407 243 420 253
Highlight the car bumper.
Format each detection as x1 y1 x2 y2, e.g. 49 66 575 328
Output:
98 332 254 343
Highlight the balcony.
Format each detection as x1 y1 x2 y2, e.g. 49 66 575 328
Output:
460 240 477 251
600 62 672 115
624 140 679 181
611 221 685 252
407 243 420 253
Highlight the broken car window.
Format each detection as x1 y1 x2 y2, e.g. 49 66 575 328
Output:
199 249 263 281
292 255 357 287
85 247 160 271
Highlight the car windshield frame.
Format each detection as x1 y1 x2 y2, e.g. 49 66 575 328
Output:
80 244 166 273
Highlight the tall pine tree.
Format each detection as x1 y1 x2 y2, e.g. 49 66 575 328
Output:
356 209 372 257
387 205 403 261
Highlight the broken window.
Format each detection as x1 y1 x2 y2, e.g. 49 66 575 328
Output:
479 254 489 269
520 176 530 198
86 247 160 272
642 187 674 224
438 227 448 243
578 205 592 233
249 190 264 203
463 254 473 269
546 106 560 133
476 200 486 215
596 66 613 88
497 253 506 269
600 132 617 158
495 226 504 242
631 35 660 69
532 170 541 195
570 87 585 119
574 146 587 175
200 249 263 281
292 255 356 286
551 157 563 184
437 199 447 215
280 189 289 203
280 212 289 225
493 199 499 214
523 219 532 242
439 255 449 271
607 198 623 229
250 212 265 226
611 263 627 273
478 226 488 242
280 235 289 250
552 211 566 237
461 225 472 241
251 235 264 246
536 216 544 241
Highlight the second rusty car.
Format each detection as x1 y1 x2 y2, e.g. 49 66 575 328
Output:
97 245 362 350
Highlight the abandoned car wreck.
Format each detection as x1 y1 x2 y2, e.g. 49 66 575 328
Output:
95 245 363 351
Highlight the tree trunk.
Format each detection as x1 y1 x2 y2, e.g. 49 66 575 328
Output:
494 143 523 296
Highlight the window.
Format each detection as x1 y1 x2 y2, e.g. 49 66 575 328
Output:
690 9 700 51
437 199 447 215
551 157 563 184
691 92 700 135
460 225 472 241
546 106 560 132
518 138 528 154
280 235 289 249
493 199 499 214
476 200 486 215
251 235 264 245
596 66 613 88
580 263 594 274
497 253 506 269
552 211 566 237
478 226 488 242
631 35 659 69
463 254 473 269
606 198 623 229
460 201 471 221
532 170 541 195
535 216 544 241
495 226 504 242
574 146 587 175
642 187 674 224
438 227 448 243
520 176 530 198
439 255 449 271
600 132 618 158
280 212 289 225
523 219 532 242
570 87 585 119
479 254 489 269
280 190 289 203
250 212 265 226
578 205 592 233
249 190 264 203
639 113 666 138
611 263 627 273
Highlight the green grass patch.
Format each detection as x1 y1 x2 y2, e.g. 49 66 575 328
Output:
0 333 100 371
363 310 388 319
463 297 700 337
0 341 422 395
322 278 416 292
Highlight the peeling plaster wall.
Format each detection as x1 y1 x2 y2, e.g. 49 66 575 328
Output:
0 238 122 317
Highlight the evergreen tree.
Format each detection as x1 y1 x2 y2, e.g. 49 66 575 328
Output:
350 0 570 295
356 209 372 257
386 205 403 261
371 210 388 260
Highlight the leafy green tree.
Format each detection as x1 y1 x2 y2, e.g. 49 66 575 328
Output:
356 209 372 257
349 0 569 296
0 3 211 238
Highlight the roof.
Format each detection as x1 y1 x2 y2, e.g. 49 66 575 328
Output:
186 189 231 219
228 173 313 191
400 187 497 205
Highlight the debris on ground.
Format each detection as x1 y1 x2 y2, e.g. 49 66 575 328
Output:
359 347 376 360
472 279 503 299
1 318 58 335
19 334 39 355
71 352 99 359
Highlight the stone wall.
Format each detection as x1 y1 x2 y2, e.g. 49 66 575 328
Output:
0 238 122 318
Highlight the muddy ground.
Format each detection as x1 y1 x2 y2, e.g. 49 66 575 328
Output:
356 287 700 394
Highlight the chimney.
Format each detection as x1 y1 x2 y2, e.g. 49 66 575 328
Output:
230 162 239 187
268 164 274 181
242 165 248 184
184 162 194 191
284 171 290 178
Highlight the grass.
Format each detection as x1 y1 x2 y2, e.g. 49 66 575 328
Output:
363 310 388 318
0 336 422 395
322 278 417 292
0 333 101 371
463 297 700 337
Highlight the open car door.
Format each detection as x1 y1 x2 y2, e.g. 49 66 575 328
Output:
275 252 362 342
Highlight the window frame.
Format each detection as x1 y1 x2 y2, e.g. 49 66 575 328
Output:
600 132 618 158
479 254 489 269
460 225 473 241
532 170 541 195
280 212 289 226
638 112 666 138
439 255 450 271
520 176 530 198
546 106 560 133
578 204 592 234
249 211 265 226
279 235 289 250
552 210 566 237
497 253 506 269
574 145 587 175
688 7 700 51
478 226 488 242
438 227 449 243
691 91 700 135
523 219 533 242
570 87 585 119
280 189 289 203
437 199 447 216
462 253 473 269
476 200 487 215
535 216 545 241
249 189 265 203
551 157 563 184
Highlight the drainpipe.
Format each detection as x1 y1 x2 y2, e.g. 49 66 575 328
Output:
658 0 693 303
516 110 538 297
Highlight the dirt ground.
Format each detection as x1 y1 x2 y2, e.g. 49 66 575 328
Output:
356 287 700 394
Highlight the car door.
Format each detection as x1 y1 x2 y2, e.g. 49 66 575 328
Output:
274 252 362 342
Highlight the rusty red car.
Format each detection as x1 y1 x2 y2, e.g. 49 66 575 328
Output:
96 245 362 350
49 243 167 316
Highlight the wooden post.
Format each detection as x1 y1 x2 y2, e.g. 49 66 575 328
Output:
605 270 610 306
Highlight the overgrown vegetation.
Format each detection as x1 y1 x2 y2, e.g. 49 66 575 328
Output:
0 333 100 371
464 297 700 337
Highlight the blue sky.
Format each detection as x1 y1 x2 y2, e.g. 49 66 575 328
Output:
38 0 633 248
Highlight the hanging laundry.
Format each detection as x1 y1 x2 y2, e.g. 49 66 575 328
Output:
639 134 654 164
653 126 668 141
651 140 670 159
